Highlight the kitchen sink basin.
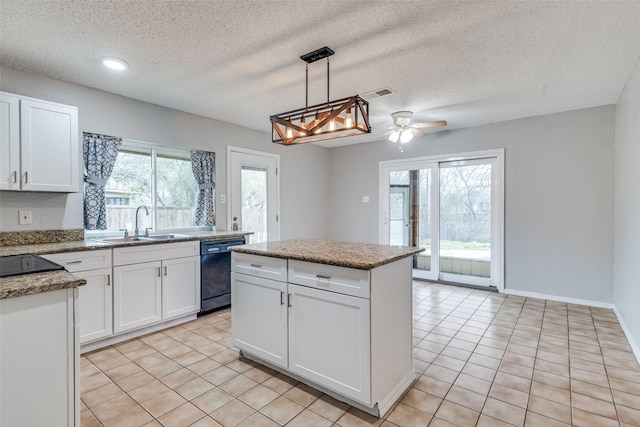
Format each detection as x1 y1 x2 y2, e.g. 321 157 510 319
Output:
96 234 190 244
144 234 189 240
97 236 152 243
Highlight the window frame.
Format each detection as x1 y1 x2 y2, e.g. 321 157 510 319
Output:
85 139 212 238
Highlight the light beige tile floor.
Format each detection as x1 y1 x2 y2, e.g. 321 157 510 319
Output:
80 281 640 426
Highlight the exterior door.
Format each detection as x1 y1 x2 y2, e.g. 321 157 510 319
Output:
228 147 280 244
380 150 504 290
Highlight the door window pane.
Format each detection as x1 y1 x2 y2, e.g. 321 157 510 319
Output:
439 163 492 277
242 166 267 244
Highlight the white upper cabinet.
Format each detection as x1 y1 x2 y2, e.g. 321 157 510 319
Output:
0 91 79 192
0 93 20 190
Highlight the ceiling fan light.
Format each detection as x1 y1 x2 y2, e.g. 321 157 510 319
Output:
389 130 400 143
400 130 414 143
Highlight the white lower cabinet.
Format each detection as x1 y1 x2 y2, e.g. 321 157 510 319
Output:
0 288 79 426
114 261 162 333
42 250 113 344
113 241 200 334
231 252 414 416
231 272 288 368
288 283 371 403
163 255 201 319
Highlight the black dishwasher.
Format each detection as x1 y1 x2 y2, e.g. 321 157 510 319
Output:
200 237 245 315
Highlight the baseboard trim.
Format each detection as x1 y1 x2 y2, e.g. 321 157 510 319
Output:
612 306 640 365
502 288 640 365
502 288 615 309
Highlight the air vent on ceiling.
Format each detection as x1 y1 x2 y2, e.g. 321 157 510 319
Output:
361 87 395 100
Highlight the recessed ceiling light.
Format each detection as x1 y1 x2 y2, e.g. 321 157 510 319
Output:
101 57 128 71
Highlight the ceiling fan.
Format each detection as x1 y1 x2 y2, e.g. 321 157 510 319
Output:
385 111 447 144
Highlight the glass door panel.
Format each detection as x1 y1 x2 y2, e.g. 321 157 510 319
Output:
228 149 279 245
439 160 493 286
386 166 437 280
241 165 268 244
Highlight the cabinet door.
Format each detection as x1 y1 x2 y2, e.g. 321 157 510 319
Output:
288 284 371 404
113 261 162 333
162 256 201 320
76 268 113 343
231 272 288 368
20 98 79 192
0 93 20 190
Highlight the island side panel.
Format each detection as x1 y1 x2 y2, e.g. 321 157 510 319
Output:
370 256 415 415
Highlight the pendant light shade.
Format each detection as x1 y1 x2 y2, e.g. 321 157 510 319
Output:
270 47 371 146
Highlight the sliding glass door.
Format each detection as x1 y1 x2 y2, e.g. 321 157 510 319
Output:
380 150 503 290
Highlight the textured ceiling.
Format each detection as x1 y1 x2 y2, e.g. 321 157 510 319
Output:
2 1 640 148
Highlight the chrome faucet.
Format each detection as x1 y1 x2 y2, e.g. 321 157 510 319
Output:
134 205 149 237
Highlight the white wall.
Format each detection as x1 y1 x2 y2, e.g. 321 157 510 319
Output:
328 107 615 303
0 66 330 239
614 57 640 353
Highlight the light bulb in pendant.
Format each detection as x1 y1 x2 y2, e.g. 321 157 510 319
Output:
345 109 354 128
328 110 336 131
299 115 307 136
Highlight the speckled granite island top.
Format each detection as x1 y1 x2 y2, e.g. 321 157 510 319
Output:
0 270 86 300
230 238 424 270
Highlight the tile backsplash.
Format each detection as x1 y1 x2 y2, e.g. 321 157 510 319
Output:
0 191 83 232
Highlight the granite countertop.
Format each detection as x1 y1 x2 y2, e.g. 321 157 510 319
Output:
230 238 424 270
0 230 252 257
0 270 86 300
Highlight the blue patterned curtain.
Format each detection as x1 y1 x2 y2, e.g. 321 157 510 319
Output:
191 150 216 226
83 133 122 230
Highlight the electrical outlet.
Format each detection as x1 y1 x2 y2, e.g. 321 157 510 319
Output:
221 194 227 204
362 196 369 203
19 210 32 225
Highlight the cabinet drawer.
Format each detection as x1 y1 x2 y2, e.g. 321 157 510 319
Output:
41 250 112 273
113 241 199 266
232 252 287 282
288 260 370 299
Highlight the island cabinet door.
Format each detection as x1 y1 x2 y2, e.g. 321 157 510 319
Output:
231 272 288 369
288 283 371 405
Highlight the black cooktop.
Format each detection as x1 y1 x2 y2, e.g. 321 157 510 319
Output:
0 254 65 278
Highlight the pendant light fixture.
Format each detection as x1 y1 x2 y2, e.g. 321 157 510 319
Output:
270 47 371 146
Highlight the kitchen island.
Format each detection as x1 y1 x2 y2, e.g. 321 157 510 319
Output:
1 268 85 427
230 238 423 417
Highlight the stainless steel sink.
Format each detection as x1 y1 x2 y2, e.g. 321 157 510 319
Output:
97 236 152 244
96 234 190 244
144 234 189 240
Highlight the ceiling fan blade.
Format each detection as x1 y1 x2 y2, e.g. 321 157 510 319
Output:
380 129 395 138
411 128 427 137
411 120 447 129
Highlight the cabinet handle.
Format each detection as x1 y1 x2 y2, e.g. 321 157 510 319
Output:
250 263 262 268
280 291 284 305
157 267 161 277
316 274 331 280
164 266 167 276
66 260 82 265
12 171 17 184
287 293 292 308
106 274 111 286
24 171 28 184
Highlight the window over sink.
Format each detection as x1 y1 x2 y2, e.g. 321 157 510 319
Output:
85 139 214 237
